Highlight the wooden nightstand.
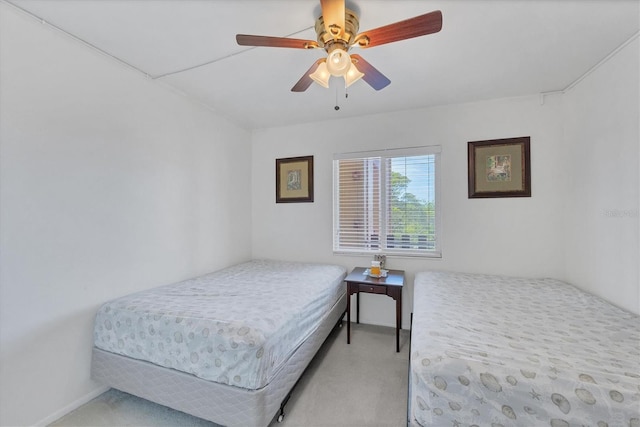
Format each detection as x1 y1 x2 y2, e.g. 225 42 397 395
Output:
345 267 405 352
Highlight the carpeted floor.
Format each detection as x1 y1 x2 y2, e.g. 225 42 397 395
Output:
51 323 410 427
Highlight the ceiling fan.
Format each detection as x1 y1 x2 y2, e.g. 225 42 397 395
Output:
236 0 442 92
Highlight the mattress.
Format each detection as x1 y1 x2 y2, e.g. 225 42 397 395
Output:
409 271 640 427
94 259 347 390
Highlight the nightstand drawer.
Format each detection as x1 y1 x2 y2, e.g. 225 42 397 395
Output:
358 283 387 294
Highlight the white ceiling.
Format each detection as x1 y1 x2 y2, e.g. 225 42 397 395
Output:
7 0 640 130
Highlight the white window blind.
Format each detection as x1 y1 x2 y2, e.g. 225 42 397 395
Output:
333 147 441 257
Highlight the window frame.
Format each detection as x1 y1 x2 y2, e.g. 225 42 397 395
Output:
332 146 442 258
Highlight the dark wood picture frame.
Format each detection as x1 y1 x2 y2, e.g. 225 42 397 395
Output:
276 155 314 203
468 137 531 198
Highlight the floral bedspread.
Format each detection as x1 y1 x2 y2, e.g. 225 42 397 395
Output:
410 271 640 427
94 260 346 390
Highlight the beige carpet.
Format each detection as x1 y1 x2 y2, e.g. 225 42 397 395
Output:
51 323 410 427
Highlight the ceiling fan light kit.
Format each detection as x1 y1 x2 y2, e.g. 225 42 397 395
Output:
236 0 442 92
344 62 364 87
326 46 351 76
309 61 330 88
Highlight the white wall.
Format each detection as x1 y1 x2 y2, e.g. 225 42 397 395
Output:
563 37 639 314
0 5 252 426
252 94 567 329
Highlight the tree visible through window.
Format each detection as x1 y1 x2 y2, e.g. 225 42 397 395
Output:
333 147 440 256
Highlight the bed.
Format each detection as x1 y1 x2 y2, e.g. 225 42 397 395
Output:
91 259 347 427
409 271 640 427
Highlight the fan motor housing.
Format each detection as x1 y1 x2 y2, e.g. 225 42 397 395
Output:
315 8 360 51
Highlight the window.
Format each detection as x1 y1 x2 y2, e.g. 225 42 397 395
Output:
333 146 441 257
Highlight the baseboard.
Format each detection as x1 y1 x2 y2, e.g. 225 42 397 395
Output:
34 385 110 427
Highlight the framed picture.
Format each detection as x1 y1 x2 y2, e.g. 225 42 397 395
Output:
468 136 531 198
276 155 314 203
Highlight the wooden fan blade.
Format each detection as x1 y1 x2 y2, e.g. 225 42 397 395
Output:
320 0 345 39
355 10 442 48
236 34 319 49
351 54 390 90
291 59 326 92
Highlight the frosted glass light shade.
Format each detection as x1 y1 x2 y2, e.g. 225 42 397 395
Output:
344 62 364 87
309 62 330 88
326 48 351 76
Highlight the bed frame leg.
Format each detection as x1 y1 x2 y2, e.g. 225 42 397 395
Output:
335 312 345 329
277 393 291 423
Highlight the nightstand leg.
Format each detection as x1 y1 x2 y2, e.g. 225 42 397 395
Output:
347 288 351 344
356 292 360 324
396 294 401 352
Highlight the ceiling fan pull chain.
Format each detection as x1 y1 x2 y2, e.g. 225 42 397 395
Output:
335 86 340 110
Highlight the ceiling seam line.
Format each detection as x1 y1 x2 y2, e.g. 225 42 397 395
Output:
541 30 640 98
3 0 155 79
152 48 258 79
154 26 315 79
